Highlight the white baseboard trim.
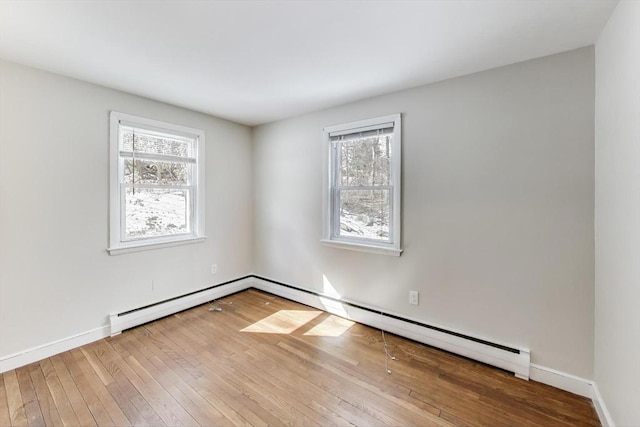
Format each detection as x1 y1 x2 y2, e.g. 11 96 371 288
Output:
529 363 593 397
591 382 615 427
251 277 531 379
109 277 253 335
0 325 110 374
521 364 615 426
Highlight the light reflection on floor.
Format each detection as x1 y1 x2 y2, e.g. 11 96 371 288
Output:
240 309 354 336
303 315 354 337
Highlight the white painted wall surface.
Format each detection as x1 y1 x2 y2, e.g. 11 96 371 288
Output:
253 48 595 378
594 1 640 425
0 60 254 358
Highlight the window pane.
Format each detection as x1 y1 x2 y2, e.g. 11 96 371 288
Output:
123 159 189 185
121 128 192 157
339 135 391 186
124 188 190 239
338 189 390 241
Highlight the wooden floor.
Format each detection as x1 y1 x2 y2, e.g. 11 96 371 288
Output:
1 289 599 426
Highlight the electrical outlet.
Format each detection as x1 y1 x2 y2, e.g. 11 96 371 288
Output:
409 290 419 305
211 264 217 274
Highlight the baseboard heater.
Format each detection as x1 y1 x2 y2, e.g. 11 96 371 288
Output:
109 276 254 336
109 275 530 380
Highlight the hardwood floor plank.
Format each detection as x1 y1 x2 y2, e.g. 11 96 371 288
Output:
244 343 383 425
15 366 45 427
439 409 476 427
59 351 113 426
69 348 131 427
128 326 259 426
219 349 334 426
286 334 441 415
145 320 286 426
0 289 600 426
50 355 97 426
116 332 231 426
79 346 114 386
243 320 424 426
27 364 62 427
93 339 191 427
229 350 352 425
308 398 372 427
123 354 200 426
4 370 29 427
0 375 12 427
86 342 125 382
410 382 542 426
276 340 449 426
246 340 442 426
107 337 131 360
305 399 355 426
39 359 81 427
156 314 331 426
105 379 155 427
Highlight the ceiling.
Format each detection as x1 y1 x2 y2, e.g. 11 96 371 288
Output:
0 1 616 126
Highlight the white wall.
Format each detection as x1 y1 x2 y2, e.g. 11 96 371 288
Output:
0 60 254 358
0 42 609 398
594 1 640 425
253 48 596 378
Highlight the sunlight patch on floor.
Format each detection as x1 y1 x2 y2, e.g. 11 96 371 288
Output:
303 314 354 337
240 310 322 334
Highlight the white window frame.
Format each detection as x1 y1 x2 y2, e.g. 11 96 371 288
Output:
108 111 206 255
321 113 402 256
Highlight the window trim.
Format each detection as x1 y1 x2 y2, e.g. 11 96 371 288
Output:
108 111 206 255
322 113 402 256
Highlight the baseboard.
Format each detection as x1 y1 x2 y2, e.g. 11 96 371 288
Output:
519 364 616 426
0 325 110 374
251 276 531 379
529 363 593 397
591 382 615 427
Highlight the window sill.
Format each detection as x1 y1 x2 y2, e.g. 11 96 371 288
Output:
320 239 402 256
108 236 206 255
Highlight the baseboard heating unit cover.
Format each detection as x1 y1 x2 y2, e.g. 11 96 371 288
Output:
109 277 253 336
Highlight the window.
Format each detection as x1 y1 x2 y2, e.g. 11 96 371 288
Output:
322 114 402 256
108 112 205 255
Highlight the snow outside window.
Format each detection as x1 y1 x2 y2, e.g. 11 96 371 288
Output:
322 114 402 256
108 112 205 255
